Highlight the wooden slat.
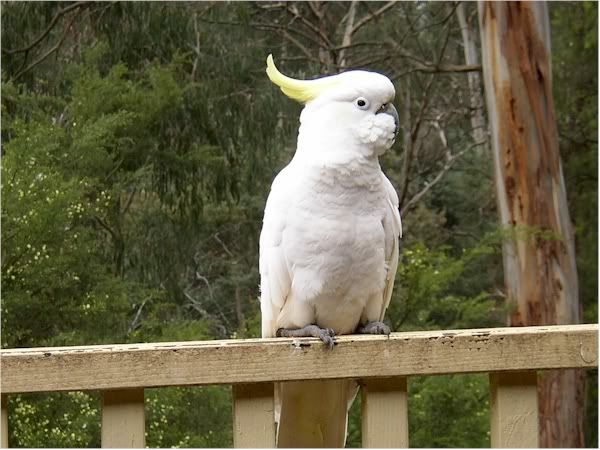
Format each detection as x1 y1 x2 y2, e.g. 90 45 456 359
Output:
361 377 408 448
101 389 145 448
490 371 539 448
232 383 276 448
1 395 7 448
1 324 597 393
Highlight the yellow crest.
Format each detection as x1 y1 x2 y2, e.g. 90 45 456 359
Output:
266 54 339 103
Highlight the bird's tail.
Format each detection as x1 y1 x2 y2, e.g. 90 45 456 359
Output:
275 379 358 448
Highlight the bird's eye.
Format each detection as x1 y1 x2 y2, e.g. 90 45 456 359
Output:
355 97 369 110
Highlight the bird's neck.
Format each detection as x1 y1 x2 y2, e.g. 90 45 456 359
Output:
294 122 382 170
291 128 383 192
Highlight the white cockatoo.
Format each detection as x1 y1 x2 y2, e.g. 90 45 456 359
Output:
259 55 402 447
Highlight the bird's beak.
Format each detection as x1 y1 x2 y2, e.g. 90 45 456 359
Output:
376 103 399 137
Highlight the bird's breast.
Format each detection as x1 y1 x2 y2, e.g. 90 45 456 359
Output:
282 168 388 302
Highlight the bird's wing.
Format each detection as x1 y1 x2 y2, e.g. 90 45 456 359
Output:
379 173 402 321
259 169 292 338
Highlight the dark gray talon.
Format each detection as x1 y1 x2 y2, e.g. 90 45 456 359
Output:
319 331 335 349
276 324 336 349
356 321 391 335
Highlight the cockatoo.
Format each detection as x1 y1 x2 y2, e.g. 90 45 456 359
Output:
259 55 402 448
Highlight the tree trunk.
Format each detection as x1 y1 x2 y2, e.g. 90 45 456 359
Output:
455 2 487 147
336 0 357 69
478 2 584 447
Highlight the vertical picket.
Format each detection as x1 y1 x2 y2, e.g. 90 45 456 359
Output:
490 371 539 447
361 377 409 448
101 389 145 448
232 383 276 448
1 394 8 448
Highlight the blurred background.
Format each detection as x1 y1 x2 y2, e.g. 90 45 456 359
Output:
1 1 597 447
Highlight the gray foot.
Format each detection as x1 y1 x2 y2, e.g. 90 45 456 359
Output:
276 325 336 349
356 321 391 335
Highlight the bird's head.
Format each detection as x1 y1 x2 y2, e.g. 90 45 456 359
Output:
266 54 398 158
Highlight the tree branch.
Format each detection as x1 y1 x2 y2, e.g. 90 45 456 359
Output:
190 12 201 81
414 63 482 73
280 30 316 62
386 38 482 75
402 140 486 216
14 8 83 80
398 73 437 208
307 1 324 22
2 1 89 56
248 20 324 48
121 188 137 217
213 233 234 258
93 215 118 243
352 1 397 35
285 3 332 48
128 298 149 334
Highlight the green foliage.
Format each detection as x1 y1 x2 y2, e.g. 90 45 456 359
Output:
550 5 598 444
387 240 504 333
409 374 490 447
585 369 598 448
145 387 232 448
551 1 598 328
9 392 100 448
1 116 131 347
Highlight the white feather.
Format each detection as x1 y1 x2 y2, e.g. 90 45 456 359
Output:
259 67 402 447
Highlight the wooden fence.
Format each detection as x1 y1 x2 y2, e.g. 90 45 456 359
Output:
1 324 597 448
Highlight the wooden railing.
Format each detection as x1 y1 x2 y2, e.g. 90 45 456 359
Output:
1 324 597 448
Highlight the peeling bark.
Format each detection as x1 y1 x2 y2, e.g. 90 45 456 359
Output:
478 2 584 447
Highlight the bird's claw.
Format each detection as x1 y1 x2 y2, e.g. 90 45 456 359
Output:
318 328 336 349
276 325 336 349
356 321 391 335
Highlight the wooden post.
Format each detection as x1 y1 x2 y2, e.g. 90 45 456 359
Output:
101 389 145 448
232 382 275 448
490 371 539 447
1 394 7 448
361 377 408 448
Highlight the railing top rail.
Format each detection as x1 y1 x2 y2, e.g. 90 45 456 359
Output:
1 324 597 394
